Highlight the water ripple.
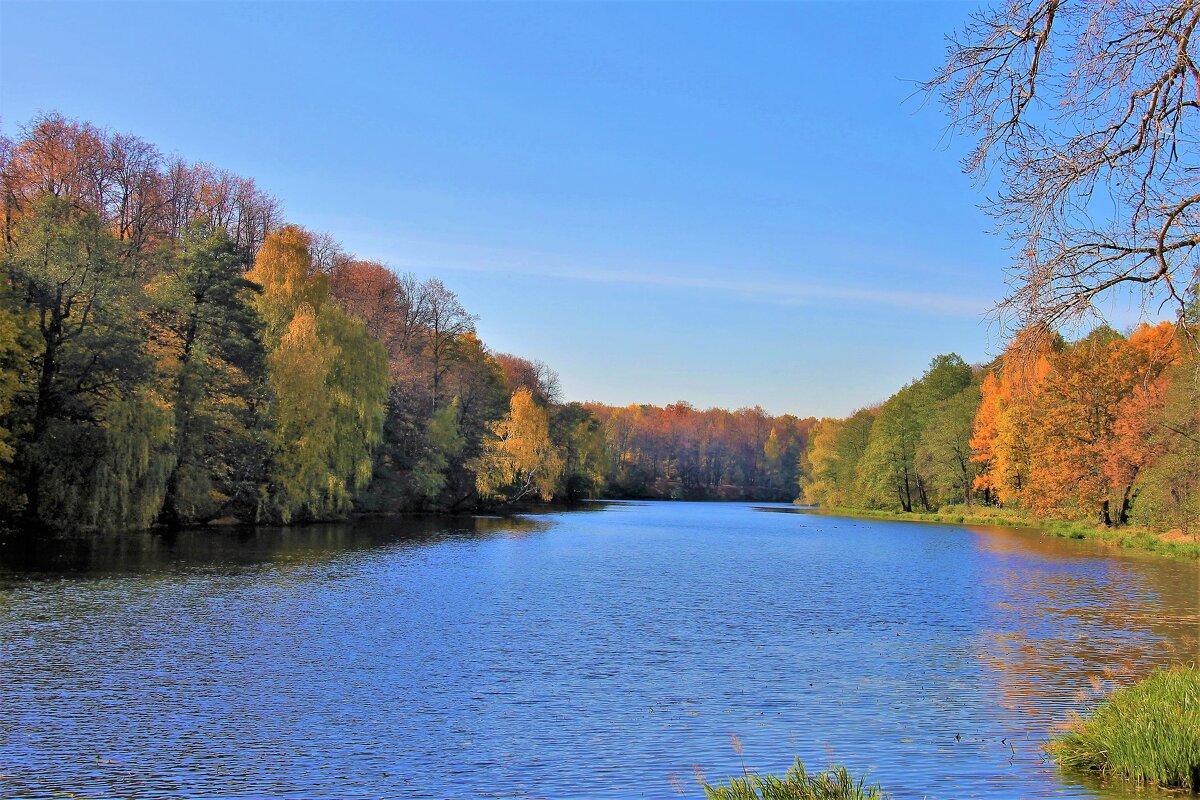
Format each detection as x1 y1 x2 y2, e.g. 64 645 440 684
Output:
0 503 1196 799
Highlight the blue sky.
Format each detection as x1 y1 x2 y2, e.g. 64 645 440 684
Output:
0 1 1094 417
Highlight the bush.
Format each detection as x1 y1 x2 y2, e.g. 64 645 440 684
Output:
703 759 888 800
1047 665 1200 790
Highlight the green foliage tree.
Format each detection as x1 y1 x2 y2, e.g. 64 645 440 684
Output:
1130 355 1200 539
412 398 465 501
2 195 161 529
801 409 875 508
858 386 925 512
0 298 25 503
856 355 971 512
915 382 982 507
552 402 610 500
833 409 875 501
146 226 269 525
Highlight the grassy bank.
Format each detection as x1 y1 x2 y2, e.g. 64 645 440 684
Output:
802 505 1200 560
1047 665 1200 791
702 759 888 800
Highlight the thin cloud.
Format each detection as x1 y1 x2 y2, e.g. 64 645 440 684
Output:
379 251 991 317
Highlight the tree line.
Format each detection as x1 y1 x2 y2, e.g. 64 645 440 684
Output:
585 403 812 501
800 320 1200 537
0 114 809 534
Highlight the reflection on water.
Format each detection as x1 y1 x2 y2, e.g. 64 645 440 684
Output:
0 513 553 576
0 502 1196 799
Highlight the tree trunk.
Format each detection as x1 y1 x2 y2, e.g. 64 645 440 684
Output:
157 311 200 528
24 312 63 525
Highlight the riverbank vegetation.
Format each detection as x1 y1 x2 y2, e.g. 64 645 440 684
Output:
877 1 1200 554
702 759 888 800
1047 666 1200 791
809 506 1200 560
0 114 811 535
799 321 1200 555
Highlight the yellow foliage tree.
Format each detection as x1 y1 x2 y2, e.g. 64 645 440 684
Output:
970 330 1056 506
250 227 388 522
475 388 565 502
801 418 845 507
246 225 329 340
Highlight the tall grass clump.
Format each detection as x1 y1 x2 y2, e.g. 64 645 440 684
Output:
702 759 888 800
1047 665 1200 790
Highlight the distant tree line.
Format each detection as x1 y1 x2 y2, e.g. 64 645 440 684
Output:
800 319 1200 537
0 114 809 535
586 403 812 501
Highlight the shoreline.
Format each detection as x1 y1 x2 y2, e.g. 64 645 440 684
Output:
6 500 1197 562
795 505 1200 561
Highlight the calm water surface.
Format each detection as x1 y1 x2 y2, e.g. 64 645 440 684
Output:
0 501 1197 799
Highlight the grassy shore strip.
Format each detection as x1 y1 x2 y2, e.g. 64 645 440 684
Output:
1047 665 1200 791
703 759 888 800
799 505 1200 560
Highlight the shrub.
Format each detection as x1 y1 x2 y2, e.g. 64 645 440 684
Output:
1047 665 1200 790
703 759 888 800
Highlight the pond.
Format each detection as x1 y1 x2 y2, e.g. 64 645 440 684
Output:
0 501 1196 799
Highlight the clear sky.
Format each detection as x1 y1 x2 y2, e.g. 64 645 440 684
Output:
1 1 1111 417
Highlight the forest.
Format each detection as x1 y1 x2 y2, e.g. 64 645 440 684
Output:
800 323 1200 536
0 114 809 534
4 113 1196 539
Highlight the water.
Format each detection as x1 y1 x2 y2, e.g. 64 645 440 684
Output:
0 501 1196 799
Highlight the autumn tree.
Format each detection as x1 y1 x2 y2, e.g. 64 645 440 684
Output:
1024 323 1182 523
248 226 388 522
475 388 565 503
496 353 562 405
970 331 1058 506
800 418 846 507
1099 322 1182 523
326 258 408 347
324 255 506 513
2 113 279 262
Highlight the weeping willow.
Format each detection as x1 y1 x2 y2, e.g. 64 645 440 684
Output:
252 227 389 523
88 393 174 530
32 392 174 531
320 304 388 503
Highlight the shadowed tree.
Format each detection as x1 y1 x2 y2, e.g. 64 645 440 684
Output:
146 226 268 525
2 195 158 528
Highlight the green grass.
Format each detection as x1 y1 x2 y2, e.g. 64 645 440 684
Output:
702 759 888 800
1046 665 1200 790
808 505 1200 560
